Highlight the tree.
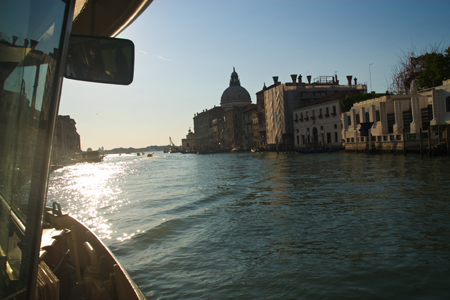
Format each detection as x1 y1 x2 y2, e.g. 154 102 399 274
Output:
390 45 450 94
416 47 450 89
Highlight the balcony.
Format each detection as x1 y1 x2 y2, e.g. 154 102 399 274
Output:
305 116 309 121
318 114 323 118
324 114 330 117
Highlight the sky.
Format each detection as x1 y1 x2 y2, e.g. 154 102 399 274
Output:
59 0 450 150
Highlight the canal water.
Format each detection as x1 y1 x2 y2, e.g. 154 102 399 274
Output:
47 152 450 299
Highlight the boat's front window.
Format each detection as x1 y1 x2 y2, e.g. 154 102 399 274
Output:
0 0 69 297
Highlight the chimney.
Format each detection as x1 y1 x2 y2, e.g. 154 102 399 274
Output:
307 75 312 84
272 76 278 85
346 75 352 86
290 74 297 84
354 77 357 85
30 39 39 48
298 74 302 84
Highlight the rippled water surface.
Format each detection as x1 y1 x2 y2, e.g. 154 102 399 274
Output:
47 152 450 299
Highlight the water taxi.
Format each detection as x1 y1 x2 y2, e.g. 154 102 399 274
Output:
0 0 152 299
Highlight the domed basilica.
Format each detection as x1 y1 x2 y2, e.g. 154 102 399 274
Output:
191 68 256 152
220 68 251 109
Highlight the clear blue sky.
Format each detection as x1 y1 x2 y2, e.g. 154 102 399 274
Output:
60 0 450 150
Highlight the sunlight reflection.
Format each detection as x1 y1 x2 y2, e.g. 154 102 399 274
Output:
47 159 136 240
116 229 145 242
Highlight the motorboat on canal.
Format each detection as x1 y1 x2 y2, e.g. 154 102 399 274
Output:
0 0 152 299
82 150 104 162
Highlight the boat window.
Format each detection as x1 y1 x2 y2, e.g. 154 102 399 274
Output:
0 1 68 297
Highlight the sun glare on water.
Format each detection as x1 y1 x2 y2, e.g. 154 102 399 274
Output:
48 158 132 240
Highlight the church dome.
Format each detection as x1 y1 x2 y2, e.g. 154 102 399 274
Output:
220 68 251 108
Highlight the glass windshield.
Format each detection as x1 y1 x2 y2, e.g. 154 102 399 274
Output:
0 0 68 297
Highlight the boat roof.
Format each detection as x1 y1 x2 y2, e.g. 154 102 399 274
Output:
72 0 153 37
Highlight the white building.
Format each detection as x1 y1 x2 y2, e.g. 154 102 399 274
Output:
420 79 450 127
293 90 363 149
341 79 450 152
341 94 412 144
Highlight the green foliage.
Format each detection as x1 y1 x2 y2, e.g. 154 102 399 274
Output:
341 93 387 108
416 46 450 89
430 124 449 132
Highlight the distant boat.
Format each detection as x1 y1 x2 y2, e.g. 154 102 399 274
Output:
168 136 180 153
82 150 104 162
147 152 154 157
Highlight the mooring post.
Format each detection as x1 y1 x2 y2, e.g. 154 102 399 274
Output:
403 132 406 155
420 128 423 157
428 127 432 157
447 124 450 157
438 125 441 144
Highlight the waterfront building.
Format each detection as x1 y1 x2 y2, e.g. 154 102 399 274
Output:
255 88 266 149
242 104 257 150
293 90 363 150
341 79 450 152
341 94 411 151
193 68 253 151
258 74 366 150
182 129 195 152
420 79 450 127
53 115 81 160
193 106 225 151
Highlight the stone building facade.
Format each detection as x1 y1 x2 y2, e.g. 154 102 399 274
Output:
341 94 411 149
242 104 257 150
181 129 195 152
293 90 363 150
341 79 450 152
421 79 450 127
255 89 266 149
53 115 81 160
259 74 367 150
193 106 225 151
